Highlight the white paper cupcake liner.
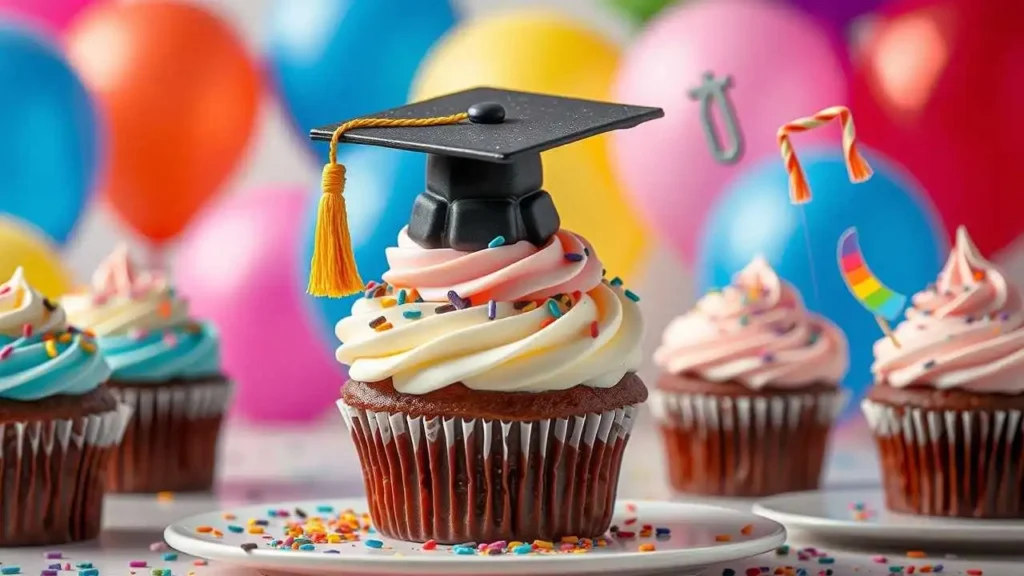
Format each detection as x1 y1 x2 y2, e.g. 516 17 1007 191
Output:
337 400 639 544
862 399 1024 517
649 388 846 497
107 380 231 493
0 404 133 546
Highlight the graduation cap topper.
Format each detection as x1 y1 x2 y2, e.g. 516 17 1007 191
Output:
307 87 664 298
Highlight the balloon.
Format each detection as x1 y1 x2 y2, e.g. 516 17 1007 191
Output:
611 0 848 265
66 2 260 245
602 0 682 26
174 188 343 423
413 8 649 279
851 0 1024 258
0 0 98 34
0 215 74 295
0 217 73 298
299 147 427 347
785 0 888 31
267 0 456 158
696 148 947 412
0 24 99 245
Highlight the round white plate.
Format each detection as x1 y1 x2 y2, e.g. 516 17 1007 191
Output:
753 487 1024 547
164 498 785 575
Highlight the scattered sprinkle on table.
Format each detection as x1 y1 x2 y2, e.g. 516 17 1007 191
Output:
715 534 732 542
740 524 754 536
192 560 208 566
156 491 175 502
195 525 214 534
0 567 20 575
638 543 656 552
43 552 61 560
907 551 926 558
161 552 178 561
365 539 384 549
128 561 147 568
149 541 167 551
240 542 258 552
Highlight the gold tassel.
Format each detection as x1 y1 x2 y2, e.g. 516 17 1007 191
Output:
307 112 470 298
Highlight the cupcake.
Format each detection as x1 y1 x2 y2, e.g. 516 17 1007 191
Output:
62 247 229 493
335 228 647 544
863 227 1024 518
651 256 849 497
0 267 130 546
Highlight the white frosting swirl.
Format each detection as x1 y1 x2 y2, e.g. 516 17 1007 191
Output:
62 245 190 336
336 282 642 394
0 268 68 338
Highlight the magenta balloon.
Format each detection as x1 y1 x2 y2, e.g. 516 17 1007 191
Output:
611 0 848 264
174 188 344 423
0 0 99 33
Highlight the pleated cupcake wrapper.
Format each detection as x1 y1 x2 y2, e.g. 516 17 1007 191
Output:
862 399 1024 518
649 389 847 497
0 404 133 546
107 381 231 493
338 400 639 544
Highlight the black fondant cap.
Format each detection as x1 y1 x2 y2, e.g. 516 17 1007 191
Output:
309 87 664 251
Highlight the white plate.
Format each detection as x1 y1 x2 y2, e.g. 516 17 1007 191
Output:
164 498 785 575
753 487 1024 547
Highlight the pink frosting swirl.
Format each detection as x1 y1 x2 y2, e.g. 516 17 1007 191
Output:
873 227 1024 393
654 257 848 389
383 228 602 302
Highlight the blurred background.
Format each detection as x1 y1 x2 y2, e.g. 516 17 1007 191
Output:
0 0 1017 466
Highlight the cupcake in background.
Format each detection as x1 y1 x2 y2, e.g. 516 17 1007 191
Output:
864 226 1024 518
0 268 130 546
62 246 228 493
652 256 848 497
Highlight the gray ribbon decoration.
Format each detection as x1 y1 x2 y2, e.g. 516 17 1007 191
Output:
688 71 744 165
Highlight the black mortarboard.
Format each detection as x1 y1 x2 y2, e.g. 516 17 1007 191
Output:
307 86 663 298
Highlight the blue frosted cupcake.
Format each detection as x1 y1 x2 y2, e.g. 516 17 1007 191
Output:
0 267 130 546
62 247 229 493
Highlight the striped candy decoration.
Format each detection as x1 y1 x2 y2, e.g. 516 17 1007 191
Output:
777 106 873 204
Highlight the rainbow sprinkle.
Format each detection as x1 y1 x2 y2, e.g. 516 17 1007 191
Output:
403 310 422 320
546 299 563 319
488 236 506 248
487 300 497 320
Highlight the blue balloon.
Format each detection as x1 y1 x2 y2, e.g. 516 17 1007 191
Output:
298 146 427 351
267 0 457 157
0 24 100 245
696 147 948 412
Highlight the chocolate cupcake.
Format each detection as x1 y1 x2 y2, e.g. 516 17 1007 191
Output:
863 227 1024 518
651 257 848 497
0 268 130 546
62 247 229 493
335 228 647 544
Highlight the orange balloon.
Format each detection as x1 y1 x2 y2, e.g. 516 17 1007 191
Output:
67 1 260 244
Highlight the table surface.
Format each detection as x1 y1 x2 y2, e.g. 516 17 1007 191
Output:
1 406 1021 576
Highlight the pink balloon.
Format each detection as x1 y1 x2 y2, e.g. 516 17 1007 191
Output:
174 188 344 423
0 0 99 34
611 0 848 264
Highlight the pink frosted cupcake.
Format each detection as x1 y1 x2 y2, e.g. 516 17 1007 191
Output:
864 227 1024 518
651 257 849 496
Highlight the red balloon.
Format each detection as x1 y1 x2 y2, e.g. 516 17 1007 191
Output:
851 0 1024 257
67 2 260 245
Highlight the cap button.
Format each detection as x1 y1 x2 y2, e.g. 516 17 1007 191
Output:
468 102 505 124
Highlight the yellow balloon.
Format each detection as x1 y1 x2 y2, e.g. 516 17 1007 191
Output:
412 9 649 279
0 218 74 298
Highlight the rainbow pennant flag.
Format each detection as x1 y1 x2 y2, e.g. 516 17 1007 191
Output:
837 227 907 322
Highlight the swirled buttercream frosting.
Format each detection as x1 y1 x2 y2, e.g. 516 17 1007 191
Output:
62 247 220 382
872 227 1024 393
654 257 848 389
335 228 643 395
0 268 109 400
